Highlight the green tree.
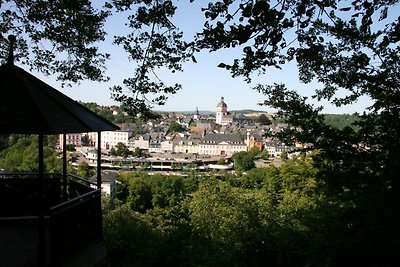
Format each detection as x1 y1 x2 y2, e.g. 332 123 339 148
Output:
127 177 153 213
257 153 329 266
109 147 117 157
103 204 160 266
324 114 360 130
133 147 143 157
257 113 271 125
77 161 93 178
280 149 288 160
1 1 109 83
45 135 57 148
148 174 185 209
216 158 225 165
125 173 185 213
239 167 270 189
168 122 183 133
260 148 269 160
248 145 260 158
232 151 255 172
0 135 61 172
115 142 130 157
81 134 90 146
65 144 76 151
0 134 8 150
80 102 99 113
189 178 264 266
98 108 114 122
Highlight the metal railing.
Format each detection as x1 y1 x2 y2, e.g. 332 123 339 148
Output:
0 174 61 216
0 173 104 266
47 187 102 264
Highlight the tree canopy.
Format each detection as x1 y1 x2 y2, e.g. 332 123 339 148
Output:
0 0 110 84
168 121 184 133
0 135 61 172
256 113 271 125
103 155 334 266
232 150 256 171
113 142 130 157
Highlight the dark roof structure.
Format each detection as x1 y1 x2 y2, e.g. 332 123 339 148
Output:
250 133 263 141
0 63 119 134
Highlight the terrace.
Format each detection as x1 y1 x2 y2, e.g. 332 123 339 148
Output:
0 174 104 266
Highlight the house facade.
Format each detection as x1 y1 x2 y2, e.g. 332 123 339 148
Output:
198 133 247 157
247 132 264 151
174 139 199 154
59 133 82 149
132 134 150 150
161 140 174 152
88 130 130 149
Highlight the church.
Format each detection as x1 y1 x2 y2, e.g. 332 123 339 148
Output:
215 97 234 126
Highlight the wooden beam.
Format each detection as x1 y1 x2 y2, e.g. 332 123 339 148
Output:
62 133 67 200
97 131 101 189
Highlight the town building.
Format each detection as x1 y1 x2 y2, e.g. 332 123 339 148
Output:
58 133 82 149
131 134 150 150
216 97 234 126
247 132 264 151
174 138 199 154
149 139 162 153
198 133 247 157
88 130 130 150
90 170 117 198
161 140 174 152
193 107 200 120
264 141 295 158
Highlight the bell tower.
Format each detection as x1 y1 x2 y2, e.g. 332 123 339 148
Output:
216 97 228 125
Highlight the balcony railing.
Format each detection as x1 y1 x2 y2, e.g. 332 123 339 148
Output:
0 173 105 267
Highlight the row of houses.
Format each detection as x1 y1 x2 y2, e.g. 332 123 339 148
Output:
61 131 249 157
59 126 297 158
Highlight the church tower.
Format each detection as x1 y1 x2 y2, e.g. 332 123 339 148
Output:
193 106 200 120
216 97 228 125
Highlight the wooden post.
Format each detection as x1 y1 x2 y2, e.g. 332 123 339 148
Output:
62 133 67 200
97 131 101 189
38 133 46 266
96 131 103 235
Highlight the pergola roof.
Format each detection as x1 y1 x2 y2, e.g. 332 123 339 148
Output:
0 63 119 134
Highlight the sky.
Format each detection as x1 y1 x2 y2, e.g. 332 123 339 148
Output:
32 0 383 114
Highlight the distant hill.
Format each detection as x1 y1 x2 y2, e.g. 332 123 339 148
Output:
230 109 266 114
323 114 359 129
270 113 360 129
158 110 215 116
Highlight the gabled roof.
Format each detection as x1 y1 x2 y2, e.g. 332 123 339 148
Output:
250 133 263 141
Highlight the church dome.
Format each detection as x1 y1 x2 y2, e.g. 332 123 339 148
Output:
217 97 227 108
